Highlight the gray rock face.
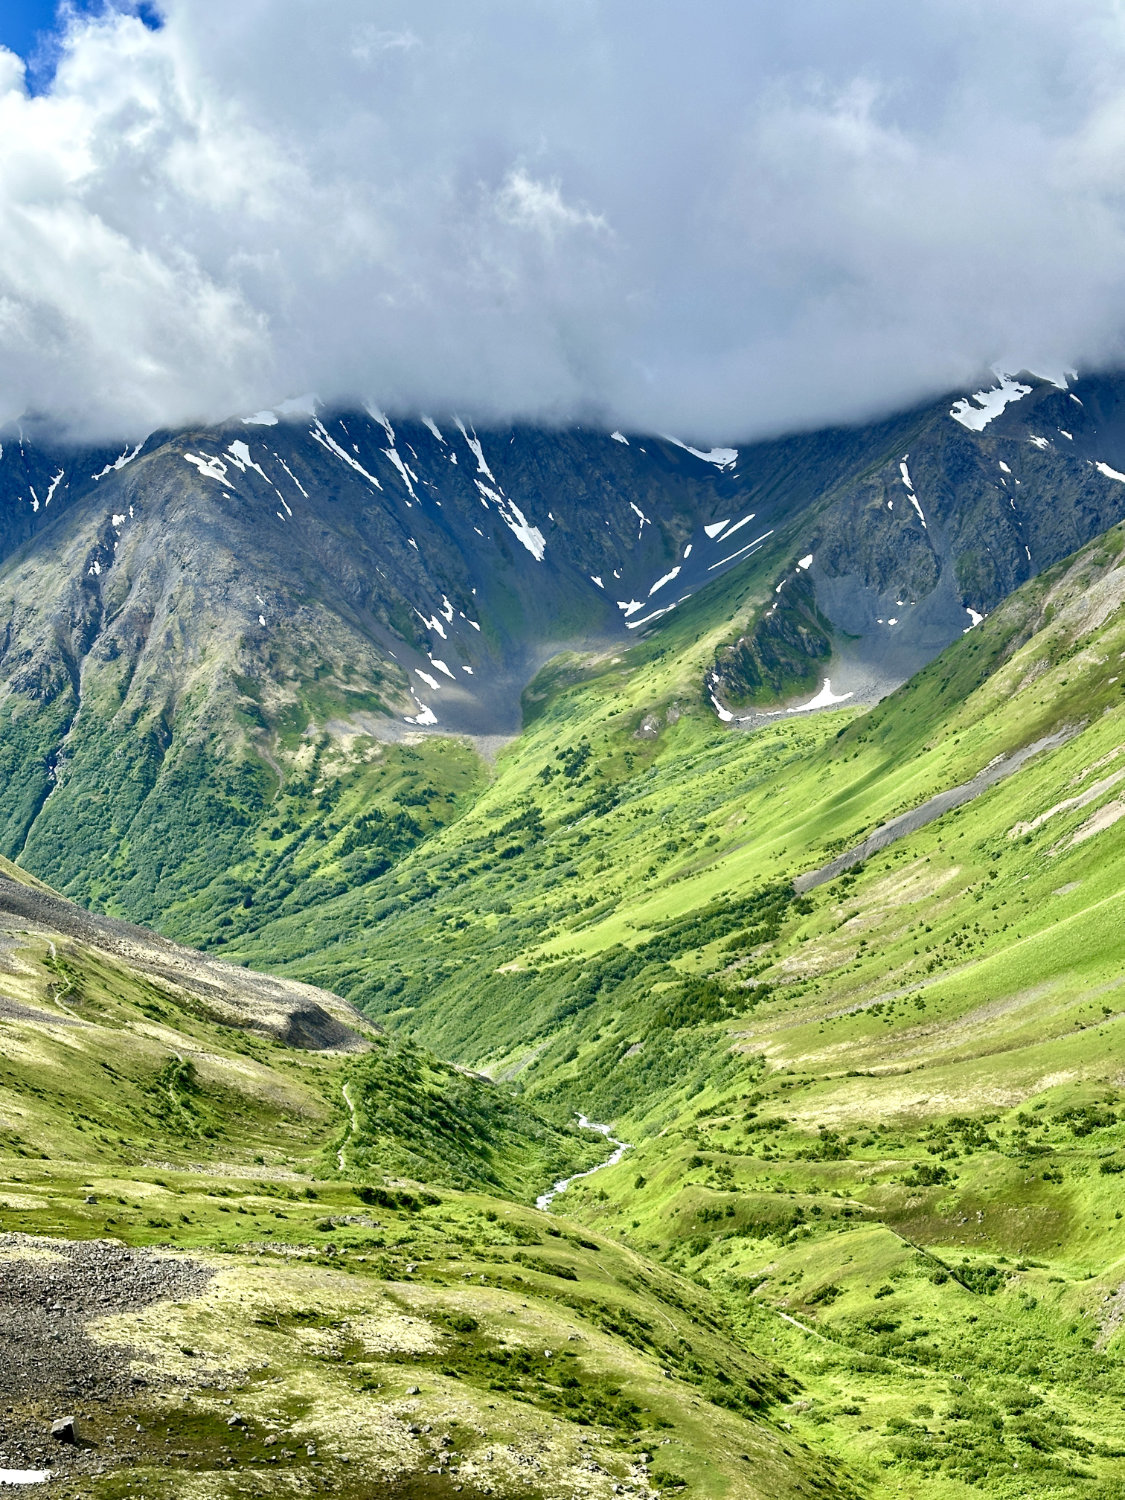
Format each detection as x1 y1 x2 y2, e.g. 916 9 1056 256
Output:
0 1236 211 1480
711 371 1125 711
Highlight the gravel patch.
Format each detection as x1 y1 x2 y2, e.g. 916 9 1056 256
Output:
0 1234 212 1480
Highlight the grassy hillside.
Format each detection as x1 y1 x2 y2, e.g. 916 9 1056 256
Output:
0 864 847 1500
203 514 1125 1499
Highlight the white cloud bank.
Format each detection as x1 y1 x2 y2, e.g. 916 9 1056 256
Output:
6 0 1125 440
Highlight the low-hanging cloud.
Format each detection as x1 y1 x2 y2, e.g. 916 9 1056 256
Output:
5 0 1125 442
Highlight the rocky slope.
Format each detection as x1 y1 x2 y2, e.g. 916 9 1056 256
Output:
0 855 366 1050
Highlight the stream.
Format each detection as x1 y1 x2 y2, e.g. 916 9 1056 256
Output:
536 1114 632 1211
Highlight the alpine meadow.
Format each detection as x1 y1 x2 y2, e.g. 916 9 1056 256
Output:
7 5 1125 1500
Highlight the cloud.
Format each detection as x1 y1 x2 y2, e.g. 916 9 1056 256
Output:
4 0 1125 441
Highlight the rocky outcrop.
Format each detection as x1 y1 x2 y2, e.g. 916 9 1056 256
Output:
0 869 369 1051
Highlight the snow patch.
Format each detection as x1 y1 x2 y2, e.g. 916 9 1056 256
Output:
625 603 677 630
999 461 1012 474
93 440 144 481
421 415 446 444
405 699 438 727
474 479 545 560
949 373 1033 430
790 679 853 712
965 606 985 627
45 470 64 507
275 455 308 497
618 599 644 617
610 430 629 444
417 610 447 640
648 566 681 596
243 410 278 426
383 444 419 501
628 500 650 537
899 458 928 528
707 529 775 571
703 519 730 539
368 405 395 446
665 436 738 469
415 669 442 691
717 513 756 540
184 452 229 483
309 419 383 489
454 418 496 480
797 553 813 570
0 1471 51 1486
428 658 456 679
710 690 734 723
227 440 267 479
1094 461 1125 483
1028 435 1051 450
591 575 604 588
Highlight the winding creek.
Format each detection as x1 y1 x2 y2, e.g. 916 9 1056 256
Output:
536 1115 632 1211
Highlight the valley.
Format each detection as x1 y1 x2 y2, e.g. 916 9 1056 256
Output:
4 377 1125 1497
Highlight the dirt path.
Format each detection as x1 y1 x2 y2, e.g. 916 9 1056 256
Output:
336 1082 357 1172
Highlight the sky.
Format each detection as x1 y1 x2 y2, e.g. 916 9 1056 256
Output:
3 1 1125 443
0 0 71 63
0 1 158 81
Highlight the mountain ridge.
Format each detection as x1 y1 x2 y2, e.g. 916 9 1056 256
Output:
7 372 1125 938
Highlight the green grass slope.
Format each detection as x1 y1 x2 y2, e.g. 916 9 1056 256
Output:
0 866 849 1500
210 515 1125 1498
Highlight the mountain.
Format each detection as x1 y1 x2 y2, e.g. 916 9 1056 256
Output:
6 372 1125 945
8 373 1125 1498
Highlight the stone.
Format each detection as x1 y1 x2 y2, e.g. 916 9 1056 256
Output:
50 1416 77 1444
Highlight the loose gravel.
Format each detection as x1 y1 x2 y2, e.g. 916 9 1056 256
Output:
0 1234 212 1480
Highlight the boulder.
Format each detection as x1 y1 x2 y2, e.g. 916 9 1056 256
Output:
50 1416 76 1444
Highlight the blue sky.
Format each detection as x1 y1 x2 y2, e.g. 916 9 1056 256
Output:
0 1 72 60
0 2 160 75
